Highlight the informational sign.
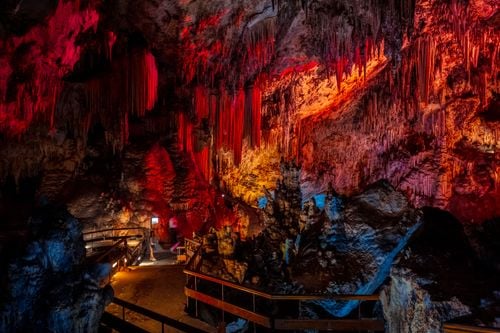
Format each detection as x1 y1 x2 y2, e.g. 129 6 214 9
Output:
151 216 159 225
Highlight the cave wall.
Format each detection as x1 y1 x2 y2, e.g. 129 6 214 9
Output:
295 0 500 223
0 0 498 224
175 0 499 222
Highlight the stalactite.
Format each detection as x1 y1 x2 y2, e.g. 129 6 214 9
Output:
106 31 117 61
232 89 246 165
251 84 262 148
195 146 211 182
0 0 99 137
178 112 185 152
84 50 158 149
244 16 276 77
180 10 229 85
129 51 158 117
244 79 263 149
177 111 194 155
416 35 436 104
445 0 499 106
306 2 385 87
194 86 210 121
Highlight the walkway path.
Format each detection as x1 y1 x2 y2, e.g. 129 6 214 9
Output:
108 262 215 332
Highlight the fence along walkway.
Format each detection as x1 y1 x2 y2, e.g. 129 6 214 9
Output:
102 297 210 333
443 324 500 333
183 244 384 331
83 227 148 266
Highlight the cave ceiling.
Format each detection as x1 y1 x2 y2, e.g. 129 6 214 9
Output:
0 0 498 223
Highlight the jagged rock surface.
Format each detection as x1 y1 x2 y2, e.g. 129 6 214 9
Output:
0 206 113 333
381 209 500 331
301 181 422 317
381 267 471 333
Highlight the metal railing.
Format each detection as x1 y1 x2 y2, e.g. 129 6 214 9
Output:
83 227 147 242
107 297 209 333
444 323 500 333
183 247 384 331
84 228 148 278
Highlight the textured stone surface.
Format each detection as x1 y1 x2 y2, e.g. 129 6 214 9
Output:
381 208 500 330
381 267 471 333
306 181 422 317
0 0 497 225
0 206 113 333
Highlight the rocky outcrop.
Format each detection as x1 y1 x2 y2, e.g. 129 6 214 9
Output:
196 165 423 318
307 180 422 317
381 208 500 331
381 268 471 333
0 206 113 333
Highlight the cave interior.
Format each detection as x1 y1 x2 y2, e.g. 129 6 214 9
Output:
0 0 499 332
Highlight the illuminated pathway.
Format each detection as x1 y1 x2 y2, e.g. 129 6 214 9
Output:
108 263 215 332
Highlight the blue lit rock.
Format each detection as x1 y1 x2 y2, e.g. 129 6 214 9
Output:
308 181 422 317
0 206 113 333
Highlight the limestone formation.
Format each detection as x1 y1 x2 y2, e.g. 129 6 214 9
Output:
0 206 113 333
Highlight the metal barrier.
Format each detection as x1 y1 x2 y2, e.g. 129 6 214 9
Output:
101 312 149 333
83 227 148 242
107 297 209 333
444 323 500 333
183 246 384 331
84 227 148 275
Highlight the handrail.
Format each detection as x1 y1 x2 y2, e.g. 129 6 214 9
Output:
83 227 148 242
184 247 382 331
184 287 273 328
101 312 149 333
110 297 209 333
83 227 148 236
93 238 127 263
85 234 144 243
443 323 500 333
184 268 379 301
185 282 383 331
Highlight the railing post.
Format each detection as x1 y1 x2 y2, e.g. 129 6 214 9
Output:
195 276 198 318
161 322 164 333
253 294 256 333
221 284 225 322
358 301 361 333
122 305 125 321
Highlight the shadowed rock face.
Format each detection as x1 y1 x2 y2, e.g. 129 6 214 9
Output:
381 268 472 333
381 208 500 331
0 206 113 333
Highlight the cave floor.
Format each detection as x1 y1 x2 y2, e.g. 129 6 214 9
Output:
108 264 215 333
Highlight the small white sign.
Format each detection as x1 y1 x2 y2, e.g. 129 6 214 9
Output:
151 217 159 225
